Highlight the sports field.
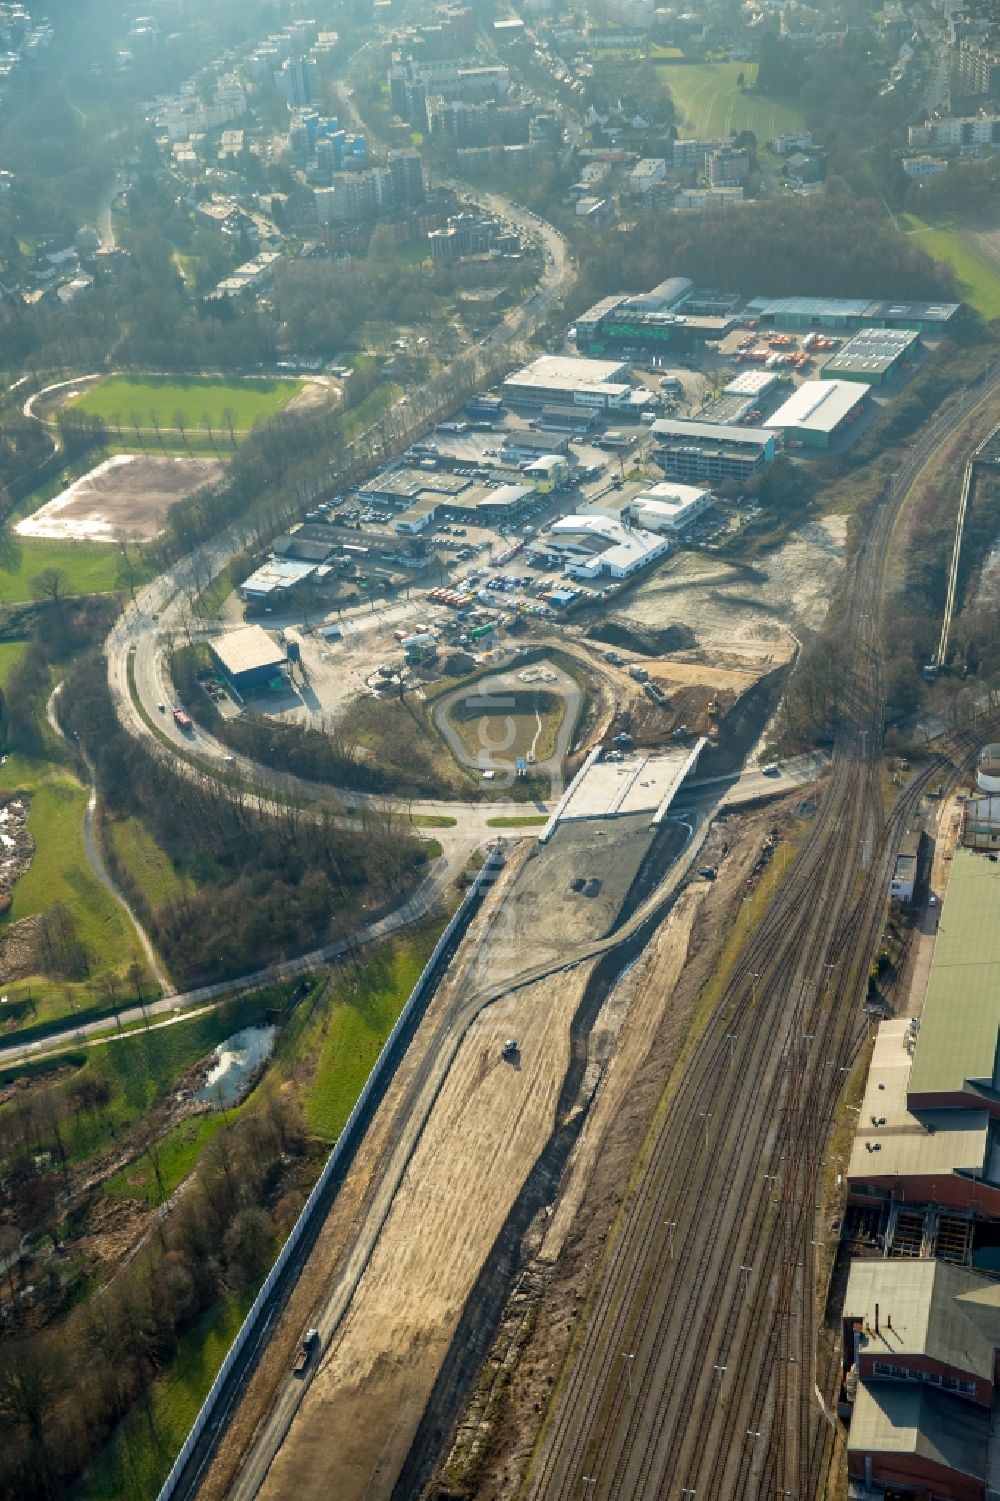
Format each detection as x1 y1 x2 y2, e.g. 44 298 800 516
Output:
901 213 1000 320
660 61 806 142
69 375 304 433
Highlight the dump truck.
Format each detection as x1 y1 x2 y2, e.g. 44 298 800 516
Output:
293 1328 320 1375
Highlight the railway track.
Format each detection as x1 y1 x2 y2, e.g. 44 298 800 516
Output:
524 371 1000 1501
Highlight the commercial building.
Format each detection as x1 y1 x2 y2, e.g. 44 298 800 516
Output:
239 558 318 601
209 625 287 692
843 1259 1000 1501
502 354 632 409
822 328 920 386
650 419 776 483
625 482 713 533
765 378 868 449
393 481 534 532
544 513 670 579
575 277 740 357
522 453 569 491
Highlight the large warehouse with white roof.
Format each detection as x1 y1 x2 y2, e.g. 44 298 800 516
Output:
765 378 869 449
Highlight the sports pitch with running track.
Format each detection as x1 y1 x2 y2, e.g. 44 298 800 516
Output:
660 62 806 142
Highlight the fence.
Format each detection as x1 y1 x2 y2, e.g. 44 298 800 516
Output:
156 842 506 1501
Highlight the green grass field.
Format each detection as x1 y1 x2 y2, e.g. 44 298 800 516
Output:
0 753 152 1025
105 1111 232 1205
76 1293 252 1500
0 537 152 604
901 213 1000 320
69 375 304 433
660 61 806 141
305 924 444 1142
108 814 197 909
0 640 27 686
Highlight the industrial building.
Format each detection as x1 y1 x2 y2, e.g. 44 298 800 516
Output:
502 354 633 410
890 830 923 903
625 482 713 533
499 429 572 460
822 327 921 386
848 849 1000 1229
209 624 287 693
765 379 868 449
723 370 780 400
239 557 318 601
842 1259 1000 1501
649 419 776 482
540 513 671 579
744 294 960 334
574 277 740 356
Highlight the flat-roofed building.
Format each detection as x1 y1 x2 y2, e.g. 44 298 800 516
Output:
822 327 920 386
890 830 922 902
239 558 318 601
209 624 287 690
650 418 776 482
846 1017 996 1219
765 378 869 448
627 157 666 193
723 370 780 399
502 354 631 409
907 847 1000 1115
626 481 713 533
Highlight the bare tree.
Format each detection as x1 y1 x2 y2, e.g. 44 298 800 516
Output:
31 567 68 607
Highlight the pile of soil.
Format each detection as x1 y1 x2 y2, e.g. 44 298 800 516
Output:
587 618 696 657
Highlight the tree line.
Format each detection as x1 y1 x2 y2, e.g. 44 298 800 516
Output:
0 1073 315 1501
58 654 428 988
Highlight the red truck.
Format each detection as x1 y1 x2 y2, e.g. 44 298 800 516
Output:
173 708 193 731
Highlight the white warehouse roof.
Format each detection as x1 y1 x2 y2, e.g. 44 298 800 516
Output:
549 513 669 577
766 378 868 434
724 370 780 398
505 354 629 392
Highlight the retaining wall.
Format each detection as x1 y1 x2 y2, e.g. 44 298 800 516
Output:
156 843 505 1501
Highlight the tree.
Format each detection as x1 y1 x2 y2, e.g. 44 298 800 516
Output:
31 566 68 606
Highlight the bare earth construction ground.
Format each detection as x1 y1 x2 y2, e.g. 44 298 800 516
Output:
16 454 225 542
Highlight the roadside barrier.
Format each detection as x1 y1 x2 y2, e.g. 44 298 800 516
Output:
156 841 505 1501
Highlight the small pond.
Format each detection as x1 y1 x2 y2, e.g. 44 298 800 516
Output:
195 1024 277 1108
